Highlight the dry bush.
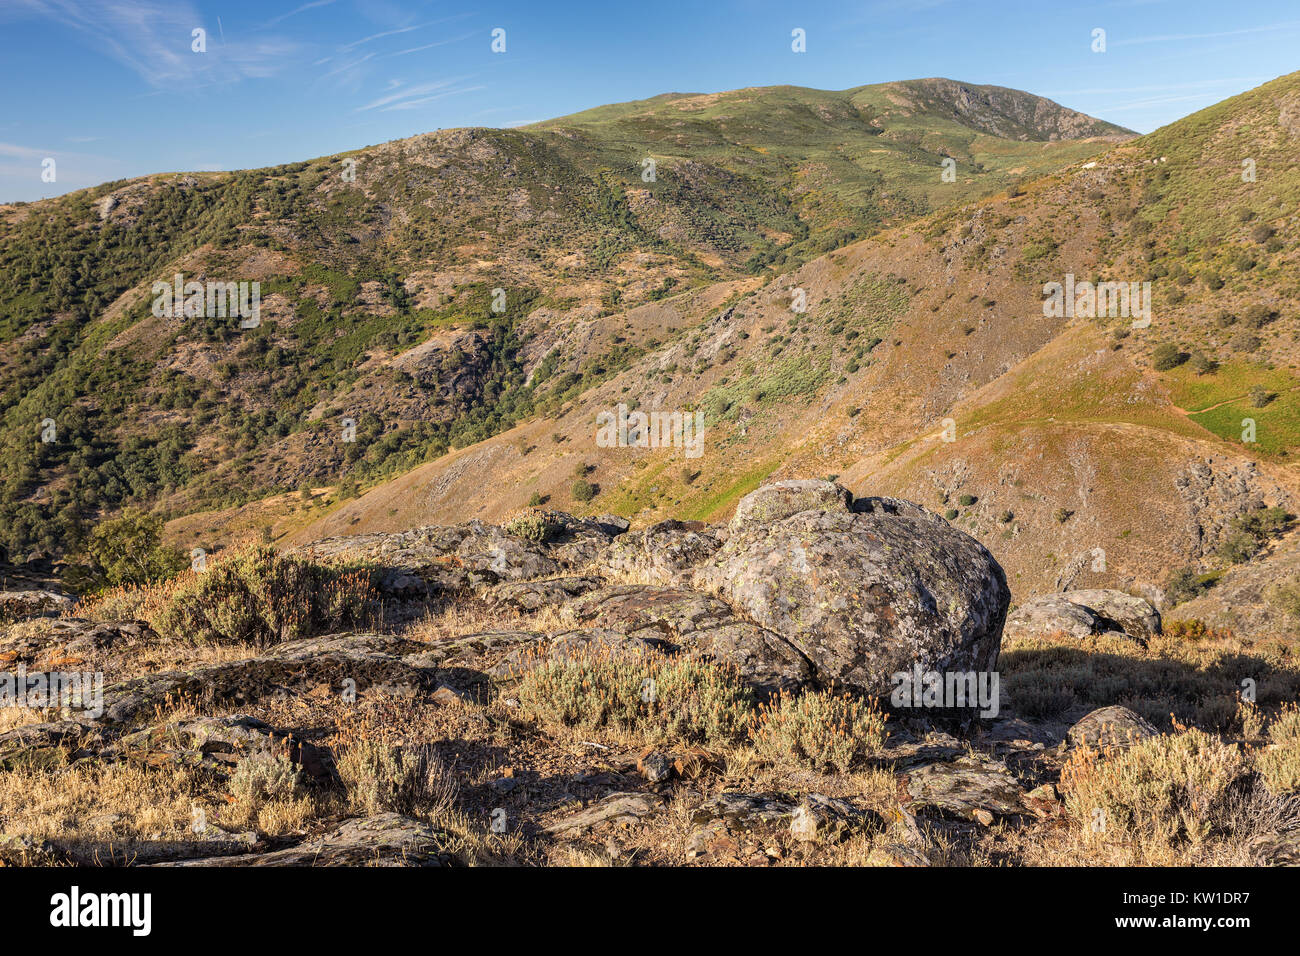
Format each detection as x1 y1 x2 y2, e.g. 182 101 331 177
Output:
338 739 459 820
1061 726 1248 854
515 648 756 746
1001 626 1300 730
1255 702 1300 795
80 545 377 647
751 689 888 773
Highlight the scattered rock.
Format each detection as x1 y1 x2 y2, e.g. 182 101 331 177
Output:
900 755 1029 821
637 749 673 784
544 792 665 835
1058 589 1162 642
1067 705 1159 750
159 813 451 867
1004 595 1111 642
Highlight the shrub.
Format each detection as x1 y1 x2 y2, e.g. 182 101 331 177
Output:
1151 343 1187 371
149 546 376 646
1189 351 1218 375
1061 727 1246 851
1216 530 1259 565
998 510 1013 523
1249 385 1275 408
516 649 756 746
1242 304 1276 329
79 509 186 588
571 479 598 502
1267 582 1300 622
338 739 459 820
1229 333 1261 352
958 494 977 507
944 509 959 521
1255 703 1300 795
227 752 306 827
503 508 561 542
1053 508 1074 523
1165 566 1209 605
751 689 888 773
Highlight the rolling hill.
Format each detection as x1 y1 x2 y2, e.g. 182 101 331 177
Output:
0 79 1129 564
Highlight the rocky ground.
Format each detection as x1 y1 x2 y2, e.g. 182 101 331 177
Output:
2 480 1299 867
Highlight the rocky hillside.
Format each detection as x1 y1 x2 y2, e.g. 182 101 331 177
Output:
3 481 1297 868
292 72 1300 636
0 80 1126 563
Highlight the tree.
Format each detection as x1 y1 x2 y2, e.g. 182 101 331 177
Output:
82 509 186 587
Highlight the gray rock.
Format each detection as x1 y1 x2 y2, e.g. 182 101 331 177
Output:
0 589 74 622
1004 595 1108 642
603 520 723 585
695 502 1009 695
1059 589 1162 641
900 755 1029 821
731 479 852 527
544 792 664 835
159 813 450 866
1067 705 1159 750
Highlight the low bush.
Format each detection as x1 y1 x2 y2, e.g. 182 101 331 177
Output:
751 689 888 773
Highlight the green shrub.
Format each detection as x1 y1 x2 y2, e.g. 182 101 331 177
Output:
503 508 561 542
79 509 186 588
958 494 977 507
571 479 598 502
1151 343 1187 371
944 508 959 521
150 545 376 646
1165 566 1209 605
1216 530 1259 565
1249 385 1275 408
339 739 458 819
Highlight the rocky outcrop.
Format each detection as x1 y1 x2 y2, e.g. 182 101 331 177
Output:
730 479 852 527
694 485 1010 696
160 813 451 867
603 520 722 585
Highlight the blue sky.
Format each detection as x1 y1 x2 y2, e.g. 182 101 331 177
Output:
2 0 1297 202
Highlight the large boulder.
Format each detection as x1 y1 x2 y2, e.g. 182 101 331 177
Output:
602 520 723 585
694 496 1010 696
730 479 852 527
1059 589 1162 642
1003 595 1109 642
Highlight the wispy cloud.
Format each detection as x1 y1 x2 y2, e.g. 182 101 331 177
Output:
9 0 301 88
263 0 337 29
1113 20 1300 47
355 77 482 112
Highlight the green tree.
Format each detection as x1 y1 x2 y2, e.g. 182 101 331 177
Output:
82 509 186 587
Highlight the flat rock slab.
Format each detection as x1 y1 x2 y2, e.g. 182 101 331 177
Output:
544 791 665 835
493 576 604 612
115 714 337 784
900 755 1029 821
100 633 437 725
0 719 104 770
158 814 451 867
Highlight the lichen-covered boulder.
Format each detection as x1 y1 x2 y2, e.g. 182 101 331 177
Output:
694 498 1009 696
1003 595 1107 642
602 520 723 585
1058 590 1162 642
730 479 852 527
